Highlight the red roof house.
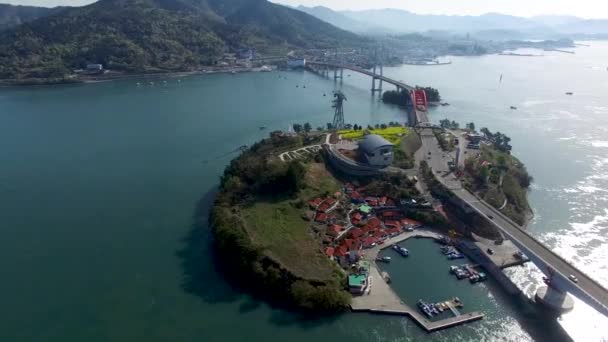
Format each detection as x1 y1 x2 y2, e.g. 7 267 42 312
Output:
315 212 328 223
368 217 381 228
325 247 335 257
349 228 364 239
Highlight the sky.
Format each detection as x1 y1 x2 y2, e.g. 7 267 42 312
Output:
3 0 607 19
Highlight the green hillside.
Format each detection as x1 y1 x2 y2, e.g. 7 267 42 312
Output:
0 0 361 80
0 4 65 31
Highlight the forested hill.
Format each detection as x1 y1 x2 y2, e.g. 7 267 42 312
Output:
0 0 361 80
0 4 65 30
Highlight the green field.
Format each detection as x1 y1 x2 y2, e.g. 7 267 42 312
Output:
240 162 340 281
338 126 409 145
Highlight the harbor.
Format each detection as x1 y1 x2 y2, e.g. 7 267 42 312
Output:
351 231 485 332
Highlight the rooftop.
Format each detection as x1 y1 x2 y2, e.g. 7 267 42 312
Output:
358 134 394 154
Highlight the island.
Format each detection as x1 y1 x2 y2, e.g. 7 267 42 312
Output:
210 119 533 314
210 125 449 311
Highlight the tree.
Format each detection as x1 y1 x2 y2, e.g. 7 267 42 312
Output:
439 119 452 129
480 127 492 139
316 126 324 131
466 122 476 132
416 86 441 102
326 122 333 130
450 120 459 129
292 124 303 133
303 122 312 133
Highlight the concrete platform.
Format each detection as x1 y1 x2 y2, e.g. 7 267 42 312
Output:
472 233 530 269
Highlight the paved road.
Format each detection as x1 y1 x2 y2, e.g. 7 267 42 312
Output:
417 127 608 316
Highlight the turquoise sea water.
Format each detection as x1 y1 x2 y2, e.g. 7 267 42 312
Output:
1 41 607 341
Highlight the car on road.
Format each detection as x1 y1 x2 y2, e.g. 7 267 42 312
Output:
568 274 579 283
428 151 432 155
487 215 494 220
487 248 494 255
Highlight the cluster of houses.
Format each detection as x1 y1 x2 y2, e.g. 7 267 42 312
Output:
307 182 421 271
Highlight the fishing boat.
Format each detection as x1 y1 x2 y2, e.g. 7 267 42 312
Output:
510 106 518 110
259 126 267 130
392 245 409 257
447 252 464 260
417 300 434 318
376 256 391 263
566 92 573 95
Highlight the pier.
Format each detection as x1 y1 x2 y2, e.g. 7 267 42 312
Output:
351 232 484 332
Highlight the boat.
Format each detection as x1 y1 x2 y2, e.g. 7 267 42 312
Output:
417 300 434 318
259 126 267 130
376 256 391 263
447 253 464 260
566 92 573 95
510 106 518 110
392 245 409 257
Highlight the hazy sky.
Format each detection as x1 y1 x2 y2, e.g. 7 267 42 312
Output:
3 0 607 19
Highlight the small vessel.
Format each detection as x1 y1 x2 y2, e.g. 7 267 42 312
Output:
417 300 434 318
303 85 306 88
566 92 573 95
323 93 326 96
376 256 391 263
447 253 464 260
392 245 409 257
259 126 267 130
510 106 518 110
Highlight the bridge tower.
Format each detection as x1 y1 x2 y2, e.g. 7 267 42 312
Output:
332 91 347 130
371 47 383 92
333 48 343 80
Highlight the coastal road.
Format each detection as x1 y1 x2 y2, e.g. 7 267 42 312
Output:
417 127 608 316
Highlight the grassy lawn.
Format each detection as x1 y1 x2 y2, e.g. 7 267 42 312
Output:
240 162 341 282
241 200 335 281
301 162 341 199
338 126 409 145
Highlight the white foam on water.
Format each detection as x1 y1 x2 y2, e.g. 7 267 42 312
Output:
591 140 608 148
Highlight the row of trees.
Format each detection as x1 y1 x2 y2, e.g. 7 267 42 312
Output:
480 127 512 153
439 119 460 130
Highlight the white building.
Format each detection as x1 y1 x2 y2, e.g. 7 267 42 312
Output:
358 134 394 167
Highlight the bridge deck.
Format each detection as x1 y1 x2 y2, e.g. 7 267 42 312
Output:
307 61 415 92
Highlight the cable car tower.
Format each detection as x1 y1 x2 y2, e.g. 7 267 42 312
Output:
332 91 347 130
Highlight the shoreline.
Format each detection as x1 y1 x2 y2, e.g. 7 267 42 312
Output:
0 67 260 88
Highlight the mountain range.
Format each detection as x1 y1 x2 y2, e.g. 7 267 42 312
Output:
0 0 360 81
296 6 608 37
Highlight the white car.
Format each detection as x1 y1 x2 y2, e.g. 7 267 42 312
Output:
568 274 579 283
